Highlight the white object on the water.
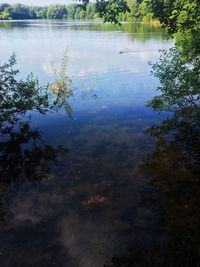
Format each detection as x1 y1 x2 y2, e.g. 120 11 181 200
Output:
119 49 160 54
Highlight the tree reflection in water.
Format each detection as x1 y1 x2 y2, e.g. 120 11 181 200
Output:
140 111 200 266
106 48 200 266
0 55 69 222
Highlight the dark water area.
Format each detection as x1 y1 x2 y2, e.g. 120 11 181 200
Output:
0 20 200 267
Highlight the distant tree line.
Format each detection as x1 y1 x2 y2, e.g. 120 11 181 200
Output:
0 1 157 23
0 3 97 20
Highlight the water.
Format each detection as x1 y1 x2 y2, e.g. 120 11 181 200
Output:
1 20 198 267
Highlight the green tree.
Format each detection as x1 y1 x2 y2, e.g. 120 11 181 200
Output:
137 0 153 22
47 5 67 19
74 6 84 19
79 9 86 19
96 0 130 24
0 9 10 19
147 0 200 59
11 3 36 19
66 4 77 19
148 47 200 113
36 6 48 19
86 3 96 19
0 3 11 12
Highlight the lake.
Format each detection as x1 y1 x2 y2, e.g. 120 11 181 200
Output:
1 20 197 267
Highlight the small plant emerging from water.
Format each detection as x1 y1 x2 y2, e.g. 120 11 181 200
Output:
48 49 98 116
49 49 72 95
48 49 74 116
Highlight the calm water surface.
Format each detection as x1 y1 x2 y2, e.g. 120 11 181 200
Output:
1 20 196 267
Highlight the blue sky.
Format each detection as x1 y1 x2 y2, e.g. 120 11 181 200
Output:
1 0 74 5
